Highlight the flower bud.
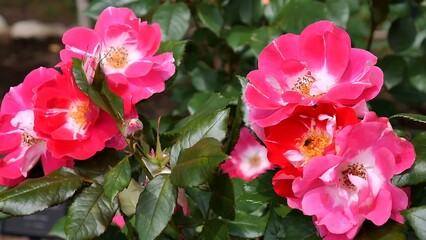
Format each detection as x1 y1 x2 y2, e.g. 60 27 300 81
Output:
122 118 143 138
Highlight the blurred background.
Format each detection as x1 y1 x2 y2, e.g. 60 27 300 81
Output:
0 0 425 239
0 0 77 101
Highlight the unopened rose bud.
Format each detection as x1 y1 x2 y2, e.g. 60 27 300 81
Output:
122 118 143 138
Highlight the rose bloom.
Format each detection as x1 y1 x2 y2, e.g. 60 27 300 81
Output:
287 112 415 239
264 104 359 197
221 127 272 181
0 68 73 186
33 64 121 160
60 7 175 114
245 21 383 127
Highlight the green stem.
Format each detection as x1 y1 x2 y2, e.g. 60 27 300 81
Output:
102 95 154 180
132 144 154 180
367 0 377 52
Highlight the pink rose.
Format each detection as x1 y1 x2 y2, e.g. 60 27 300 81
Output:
33 64 120 160
60 7 175 114
245 21 383 127
221 127 272 181
0 68 73 186
264 104 359 197
287 112 415 239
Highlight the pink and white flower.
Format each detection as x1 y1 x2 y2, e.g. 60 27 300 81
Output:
287 112 415 239
0 68 73 186
221 127 272 181
60 7 175 114
264 104 359 197
33 64 121 160
245 21 383 127
112 215 125 228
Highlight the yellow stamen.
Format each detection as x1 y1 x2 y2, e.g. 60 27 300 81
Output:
298 129 331 163
292 75 322 98
249 155 262 167
105 46 129 69
69 102 90 127
340 163 367 190
22 132 42 146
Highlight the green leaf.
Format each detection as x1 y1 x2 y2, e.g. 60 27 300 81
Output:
236 174 281 215
166 94 230 166
239 0 263 25
187 92 213 115
75 148 120 184
104 156 132 203
264 0 287 24
196 3 223 36
72 58 109 114
273 205 292 218
49 216 66 239
158 40 187 67
250 26 281 56
171 93 229 131
65 183 118 240
72 58 90 94
378 55 406 90
93 63 125 121
185 187 211 218
282 210 321 240
326 0 350 28
225 26 254 52
403 206 426 239
390 113 426 124
223 97 243 154
72 59 124 120
136 174 177 240
408 56 426 93
388 16 417 52
153 2 191 41
86 0 157 19
209 174 235 220
264 209 286 240
355 220 407 240
392 131 426 186
237 75 250 126
275 0 327 34
118 179 144 217
238 171 285 206
0 187 10 219
389 77 426 105
421 37 426 55
199 219 230 240
0 212 10 220
0 168 83 216
225 212 269 238
171 138 228 187
189 62 218 92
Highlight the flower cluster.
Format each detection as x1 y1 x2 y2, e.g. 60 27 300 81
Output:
244 21 415 239
0 7 175 186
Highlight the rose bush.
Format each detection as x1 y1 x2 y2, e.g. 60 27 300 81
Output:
0 1 425 240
